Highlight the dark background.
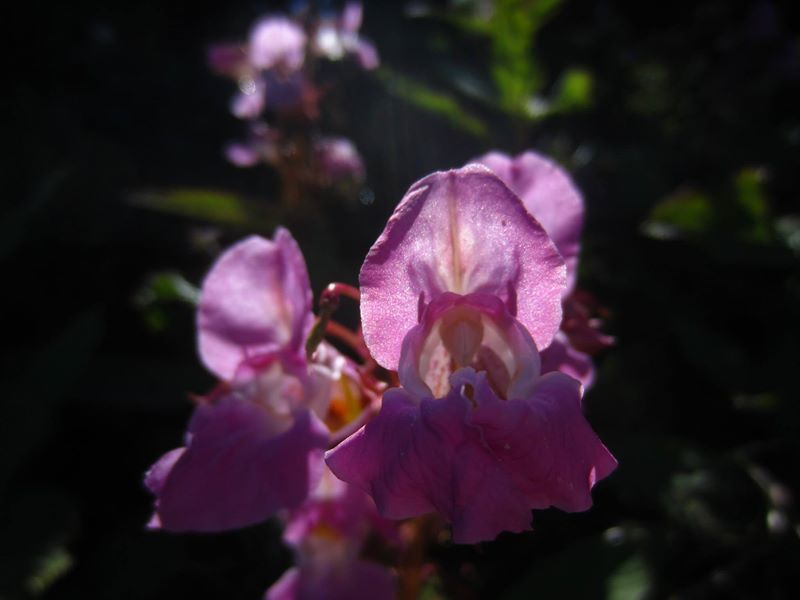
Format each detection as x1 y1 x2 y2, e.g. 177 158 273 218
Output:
2 0 800 598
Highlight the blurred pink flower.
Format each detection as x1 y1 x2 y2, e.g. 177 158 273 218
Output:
145 230 364 531
312 2 380 70
266 466 397 600
313 136 366 183
249 17 307 72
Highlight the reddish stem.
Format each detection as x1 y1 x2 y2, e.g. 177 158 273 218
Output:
322 282 361 304
325 320 370 362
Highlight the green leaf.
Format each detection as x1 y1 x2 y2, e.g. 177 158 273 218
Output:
733 168 771 243
375 68 488 137
549 68 594 113
26 545 73 596
134 271 200 307
489 0 564 114
606 555 650 600
643 189 715 239
129 187 278 228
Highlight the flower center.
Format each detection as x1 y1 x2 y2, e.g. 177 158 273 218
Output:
419 305 517 399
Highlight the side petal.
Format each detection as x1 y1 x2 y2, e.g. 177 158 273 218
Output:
539 331 596 389
197 229 314 380
360 165 566 369
476 151 584 291
148 393 329 532
326 389 437 519
471 371 617 512
264 567 300 600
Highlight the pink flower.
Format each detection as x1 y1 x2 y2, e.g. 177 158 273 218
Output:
266 467 396 600
145 230 362 531
327 166 616 543
311 2 379 70
313 136 366 183
249 17 307 73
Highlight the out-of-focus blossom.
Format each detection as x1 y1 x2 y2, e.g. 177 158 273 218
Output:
208 43 250 79
312 2 380 70
266 467 397 600
145 230 369 531
474 151 613 388
249 17 307 72
231 77 267 119
210 6 377 181
327 167 616 543
474 151 584 292
539 290 614 388
225 122 281 168
313 136 366 183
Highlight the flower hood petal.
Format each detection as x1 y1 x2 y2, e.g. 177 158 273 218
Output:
360 165 566 369
197 229 314 381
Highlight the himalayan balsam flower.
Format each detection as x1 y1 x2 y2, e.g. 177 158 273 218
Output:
312 2 379 70
327 165 616 543
474 150 612 387
266 466 396 600
313 136 366 183
145 229 369 531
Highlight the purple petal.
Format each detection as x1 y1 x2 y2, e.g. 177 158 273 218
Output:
197 230 314 381
207 43 249 78
326 388 435 519
327 369 616 543
540 331 595 389
313 136 365 183
283 466 397 548
147 393 329 532
230 80 266 119
265 561 395 600
249 17 306 72
475 151 584 290
341 3 363 34
224 142 261 168
470 371 617 513
360 165 566 369
355 39 379 70
265 567 300 600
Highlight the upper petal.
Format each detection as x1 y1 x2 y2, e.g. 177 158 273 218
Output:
360 165 566 369
476 151 584 291
147 392 329 532
197 229 314 380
